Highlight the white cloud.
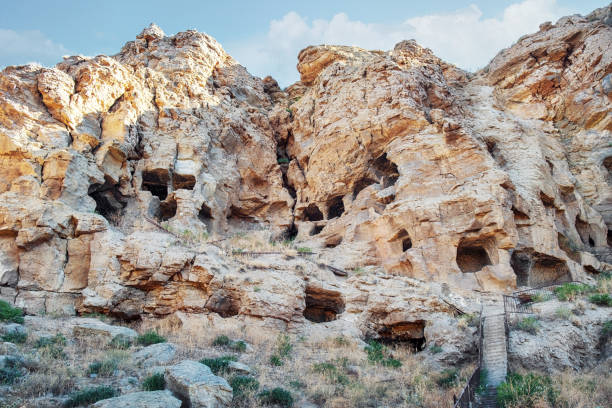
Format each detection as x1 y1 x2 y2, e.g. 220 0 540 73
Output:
228 0 571 87
0 29 70 68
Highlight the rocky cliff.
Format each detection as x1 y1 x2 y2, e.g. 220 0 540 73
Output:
0 5 611 350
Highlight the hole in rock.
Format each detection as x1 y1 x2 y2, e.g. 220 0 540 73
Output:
303 204 324 222
539 191 555 208
456 239 492 273
88 180 126 221
198 203 213 230
310 225 324 236
173 174 196 190
206 291 240 318
375 320 426 351
531 255 571 287
510 250 531 287
142 169 170 200
283 223 298 242
303 286 345 323
603 156 612 184
589 237 595 247
608 230 612 247
389 229 412 252
353 177 377 199
584 265 598 274
325 235 343 248
327 196 345 219
372 153 399 188
485 139 506 167
159 197 177 221
512 206 530 223
557 233 580 263
575 217 590 247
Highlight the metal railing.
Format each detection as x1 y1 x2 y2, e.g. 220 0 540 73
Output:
453 306 483 408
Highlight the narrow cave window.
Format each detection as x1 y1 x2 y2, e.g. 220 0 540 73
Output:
510 250 531 287
608 230 612 247
353 177 377 199
602 156 612 184
588 237 595 247
159 197 177 221
327 196 345 219
456 240 492 273
142 170 169 200
485 138 506 167
375 320 426 351
88 181 125 222
575 217 590 247
372 153 399 188
310 225 324 236
303 286 345 323
206 291 240 318
539 191 555 208
389 229 412 252
173 174 196 190
303 204 324 222
198 203 213 230
530 255 570 287
402 237 412 251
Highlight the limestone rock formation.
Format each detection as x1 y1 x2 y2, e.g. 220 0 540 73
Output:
0 4 611 353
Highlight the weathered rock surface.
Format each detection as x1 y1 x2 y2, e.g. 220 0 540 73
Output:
72 318 137 340
165 360 233 408
133 342 177 367
91 390 182 408
0 4 610 350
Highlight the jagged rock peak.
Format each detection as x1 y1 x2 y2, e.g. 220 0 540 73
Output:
137 23 166 41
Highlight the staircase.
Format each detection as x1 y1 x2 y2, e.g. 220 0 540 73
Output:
479 308 508 408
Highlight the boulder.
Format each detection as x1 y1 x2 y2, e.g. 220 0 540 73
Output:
72 318 137 340
133 342 177 367
91 390 181 408
165 360 233 408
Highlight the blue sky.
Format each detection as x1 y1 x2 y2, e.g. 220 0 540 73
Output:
0 0 607 86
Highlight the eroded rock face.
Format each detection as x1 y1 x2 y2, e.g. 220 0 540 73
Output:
0 6 611 348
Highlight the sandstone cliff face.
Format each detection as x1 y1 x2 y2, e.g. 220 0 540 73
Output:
0 5 611 348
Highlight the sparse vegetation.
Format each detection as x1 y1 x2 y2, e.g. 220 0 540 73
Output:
277 157 290 164
35 333 67 359
63 386 118 407
200 355 237 375
212 335 247 352
364 340 401 368
555 306 572 320
436 368 459 388
142 372 166 391
588 293 612 306
497 372 558 408
458 312 480 327
269 334 292 366
87 357 118 377
230 375 259 397
296 247 312 254
0 357 23 385
554 283 593 301
531 293 553 303
136 330 166 346
0 300 24 324
258 387 294 407
515 316 540 335
109 334 132 349
429 344 443 354
1 331 27 344
602 320 612 339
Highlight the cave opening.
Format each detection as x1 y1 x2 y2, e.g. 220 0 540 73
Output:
603 156 612 184
310 225 324 236
372 153 399 188
389 228 412 253
608 230 612 247
557 233 581 263
530 255 570 287
375 320 426 351
159 197 177 221
206 291 240 318
173 174 196 190
484 138 507 168
303 286 345 323
456 240 492 273
198 203 213 231
575 217 590 247
303 204 324 222
88 180 126 222
353 177 377 199
539 191 555 208
327 196 345 219
142 169 170 200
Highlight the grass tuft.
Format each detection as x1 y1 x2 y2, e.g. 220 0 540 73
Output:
1 331 27 344
63 386 117 407
142 373 166 391
497 372 558 408
0 300 24 324
588 293 612 306
258 387 294 407
136 330 166 346
364 340 401 368
200 355 237 375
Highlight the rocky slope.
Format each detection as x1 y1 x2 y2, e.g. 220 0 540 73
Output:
0 4 611 359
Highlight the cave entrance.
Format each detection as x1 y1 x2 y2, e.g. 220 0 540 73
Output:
327 196 345 219
531 255 571 287
206 291 240 318
159 197 177 221
389 229 412 252
372 153 399 188
310 224 324 236
88 180 126 222
456 239 492 273
353 177 377 199
510 250 531 286
303 286 345 323
376 321 426 351
575 217 591 247
303 204 324 222
173 174 196 190
142 169 170 200
198 203 213 231
557 233 580 263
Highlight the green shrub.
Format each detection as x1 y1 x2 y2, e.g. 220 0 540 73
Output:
555 306 572 320
436 368 459 388
531 293 553 303
0 300 24 324
516 317 540 335
296 247 312 254
270 355 283 366
269 334 292 366
0 357 23 385
554 283 593 301
334 336 350 346
212 335 231 346
289 380 306 390
459 313 479 327
109 334 132 350
258 387 294 407
63 386 118 407
200 355 237 375
602 320 612 339
429 344 443 354
312 361 349 385
212 335 247 352
142 373 165 391
136 330 166 346
1 331 27 344
35 333 67 359
588 293 612 306
87 358 118 377
230 375 259 397
497 373 558 408
364 340 401 368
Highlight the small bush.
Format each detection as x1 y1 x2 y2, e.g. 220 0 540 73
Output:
270 355 283 366
312 361 349 386
497 372 558 408
516 317 540 335
109 334 132 350
142 373 165 391
258 387 294 407
270 334 292 366
436 368 459 388
289 380 306 390
554 283 593 301
212 335 247 352
136 330 166 346
588 293 612 306
212 335 231 346
429 344 443 354
1 331 27 344
602 320 612 339
63 386 118 407
35 333 67 359
555 306 572 320
230 375 259 397
334 336 350 347
531 293 553 303
0 357 23 385
200 355 237 375
87 358 118 377
364 340 401 368
0 300 24 324
459 313 479 327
